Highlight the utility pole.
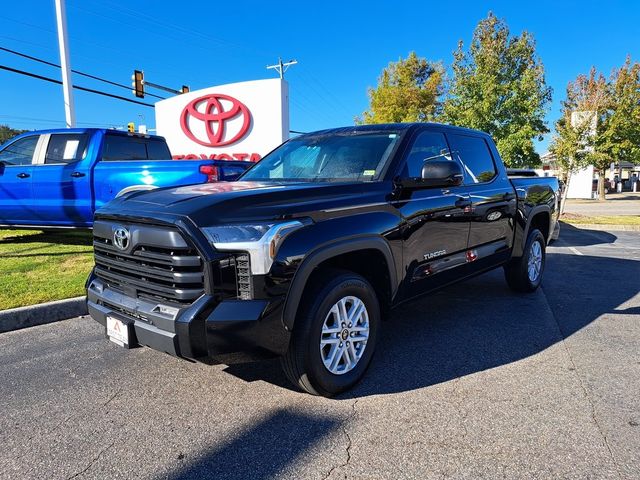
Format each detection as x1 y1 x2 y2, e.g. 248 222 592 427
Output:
54 0 75 127
266 57 297 79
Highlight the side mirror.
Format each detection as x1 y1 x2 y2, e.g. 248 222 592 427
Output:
421 160 463 187
395 160 463 190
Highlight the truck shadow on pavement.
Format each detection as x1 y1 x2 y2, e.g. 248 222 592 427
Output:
226 227 639 399
0 229 92 246
167 409 339 480
556 222 617 247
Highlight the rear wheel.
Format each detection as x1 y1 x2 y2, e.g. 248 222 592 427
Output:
280 270 380 397
504 228 546 292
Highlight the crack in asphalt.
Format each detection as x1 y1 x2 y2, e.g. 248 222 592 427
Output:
540 285 623 479
102 387 122 409
323 399 358 480
65 441 115 480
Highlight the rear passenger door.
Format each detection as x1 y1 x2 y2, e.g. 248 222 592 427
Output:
446 133 516 266
31 132 93 226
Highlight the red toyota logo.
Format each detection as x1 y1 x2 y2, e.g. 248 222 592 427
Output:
180 93 252 147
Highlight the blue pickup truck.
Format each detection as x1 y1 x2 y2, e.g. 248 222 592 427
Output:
0 128 251 228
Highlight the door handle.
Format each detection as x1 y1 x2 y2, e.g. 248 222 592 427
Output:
503 192 517 201
16 172 30 179
70 171 86 178
455 197 472 208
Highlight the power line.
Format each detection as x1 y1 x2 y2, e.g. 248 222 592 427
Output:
0 114 123 127
0 64 155 107
72 0 274 58
0 46 166 100
0 34 133 72
0 13 187 81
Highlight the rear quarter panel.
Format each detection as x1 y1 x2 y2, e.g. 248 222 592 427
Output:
509 176 560 255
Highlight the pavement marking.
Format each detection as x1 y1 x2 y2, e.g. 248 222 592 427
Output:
569 247 584 256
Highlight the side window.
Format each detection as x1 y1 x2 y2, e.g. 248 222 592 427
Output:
401 131 453 178
102 136 147 161
447 134 497 184
44 134 89 164
0 136 39 166
146 139 171 160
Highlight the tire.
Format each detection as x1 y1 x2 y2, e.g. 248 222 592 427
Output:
280 270 380 397
504 228 546 292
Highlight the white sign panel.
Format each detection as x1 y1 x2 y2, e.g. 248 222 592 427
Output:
567 165 594 199
155 79 289 161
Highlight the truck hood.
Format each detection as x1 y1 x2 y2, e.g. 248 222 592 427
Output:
100 180 389 226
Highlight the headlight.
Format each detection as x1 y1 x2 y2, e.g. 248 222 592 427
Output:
202 220 305 275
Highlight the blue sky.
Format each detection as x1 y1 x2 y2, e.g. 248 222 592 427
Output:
1 0 638 153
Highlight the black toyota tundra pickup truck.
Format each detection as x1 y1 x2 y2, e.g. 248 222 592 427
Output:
87 123 559 396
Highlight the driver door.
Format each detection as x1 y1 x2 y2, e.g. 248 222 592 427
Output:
392 129 471 300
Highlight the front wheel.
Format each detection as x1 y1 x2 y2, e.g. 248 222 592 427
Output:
504 228 546 292
280 270 380 397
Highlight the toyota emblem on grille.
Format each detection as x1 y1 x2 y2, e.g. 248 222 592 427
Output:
113 227 130 250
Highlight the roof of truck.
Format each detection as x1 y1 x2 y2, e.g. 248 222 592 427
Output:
300 122 491 138
4 128 166 143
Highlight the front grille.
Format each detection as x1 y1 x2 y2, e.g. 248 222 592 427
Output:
93 222 205 306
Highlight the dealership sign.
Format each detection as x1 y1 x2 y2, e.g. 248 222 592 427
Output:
155 79 289 161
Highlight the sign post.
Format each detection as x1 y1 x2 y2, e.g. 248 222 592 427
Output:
54 0 76 128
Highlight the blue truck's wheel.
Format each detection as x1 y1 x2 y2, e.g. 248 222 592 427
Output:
280 270 380 397
504 228 546 292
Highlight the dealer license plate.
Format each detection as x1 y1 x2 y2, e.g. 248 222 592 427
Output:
106 316 129 347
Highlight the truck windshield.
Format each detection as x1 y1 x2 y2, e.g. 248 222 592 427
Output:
240 131 402 182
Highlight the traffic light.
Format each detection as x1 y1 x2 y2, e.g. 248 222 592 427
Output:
181 85 190 94
127 122 135 133
131 70 144 98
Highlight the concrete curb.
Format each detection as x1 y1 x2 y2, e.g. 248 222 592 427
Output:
562 222 640 232
0 296 87 333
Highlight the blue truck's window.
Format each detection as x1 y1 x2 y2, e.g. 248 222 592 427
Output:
0 135 39 166
446 134 497 184
102 136 147 161
102 135 170 161
401 131 453 178
146 139 171 160
44 134 90 164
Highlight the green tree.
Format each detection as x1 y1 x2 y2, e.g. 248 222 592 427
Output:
358 51 444 124
557 67 610 201
598 57 640 199
550 111 598 213
442 12 552 168
551 68 609 207
0 125 27 144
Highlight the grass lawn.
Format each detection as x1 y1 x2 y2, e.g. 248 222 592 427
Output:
561 213 640 225
0 229 93 310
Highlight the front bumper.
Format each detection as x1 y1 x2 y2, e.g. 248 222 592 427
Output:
87 274 290 360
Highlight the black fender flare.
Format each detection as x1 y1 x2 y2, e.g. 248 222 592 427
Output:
282 236 397 331
513 205 551 258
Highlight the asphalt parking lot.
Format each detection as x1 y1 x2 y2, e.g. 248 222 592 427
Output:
564 192 640 216
1 224 638 479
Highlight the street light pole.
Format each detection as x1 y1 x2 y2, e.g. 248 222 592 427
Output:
54 0 76 127
266 57 298 79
